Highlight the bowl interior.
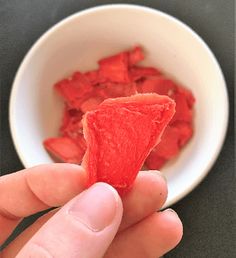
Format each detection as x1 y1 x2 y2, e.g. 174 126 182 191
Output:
10 5 228 207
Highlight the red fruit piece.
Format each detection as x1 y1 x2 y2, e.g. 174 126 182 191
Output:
80 97 104 113
172 121 193 146
177 86 195 108
96 82 137 99
129 66 161 81
84 70 99 85
154 125 180 159
146 121 193 170
137 77 194 124
55 72 93 108
82 93 175 194
145 152 166 170
98 52 130 83
60 106 73 133
44 137 84 164
128 46 145 66
137 77 177 97
171 92 193 123
74 134 87 152
84 70 106 85
60 107 83 137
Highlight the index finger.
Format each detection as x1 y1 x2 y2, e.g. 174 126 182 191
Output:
0 163 86 245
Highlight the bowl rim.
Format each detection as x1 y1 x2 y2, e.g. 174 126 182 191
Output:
9 4 229 208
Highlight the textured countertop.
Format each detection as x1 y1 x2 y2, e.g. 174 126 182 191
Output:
0 0 235 257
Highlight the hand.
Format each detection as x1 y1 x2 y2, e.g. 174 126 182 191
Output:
0 164 182 258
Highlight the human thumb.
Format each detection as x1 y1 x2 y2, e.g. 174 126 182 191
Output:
17 183 123 258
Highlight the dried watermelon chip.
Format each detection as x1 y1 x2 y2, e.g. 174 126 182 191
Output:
84 70 106 85
60 106 72 133
145 152 167 170
83 70 99 85
44 137 84 164
59 107 87 158
128 46 145 66
177 86 195 108
60 107 83 133
55 72 93 108
145 121 193 169
82 93 175 194
73 133 87 151
172 121 193 146
96 82 137 99
137 77 177 97
80 97 104 113
60 108 83 137
98 52 130 83
152 125 180 159
171 92 193 123
129 66 161 81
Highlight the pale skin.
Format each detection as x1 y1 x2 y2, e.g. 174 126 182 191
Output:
0 164 183 258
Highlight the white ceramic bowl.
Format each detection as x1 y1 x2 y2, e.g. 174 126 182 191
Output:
9 4 228 208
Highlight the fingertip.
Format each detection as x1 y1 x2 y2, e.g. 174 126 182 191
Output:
68 182 123 232
134 170 168 206
93 182 123 208
159 208 183 251
25 163 87 207
143 170 167 182
104 207 183 258
119 170 168 231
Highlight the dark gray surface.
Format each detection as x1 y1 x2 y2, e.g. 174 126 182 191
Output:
0 0 235 257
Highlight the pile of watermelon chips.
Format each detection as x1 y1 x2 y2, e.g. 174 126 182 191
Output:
44 46 195 172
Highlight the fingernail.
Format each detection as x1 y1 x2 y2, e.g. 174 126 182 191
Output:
147 170 167 182
165 208 179 217
68 183 119 232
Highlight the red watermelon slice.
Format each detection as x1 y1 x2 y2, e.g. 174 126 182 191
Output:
82 93 175 194
43 137 85 164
